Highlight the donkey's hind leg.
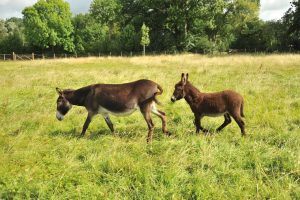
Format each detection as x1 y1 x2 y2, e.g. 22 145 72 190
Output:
151 103 170 136
103 114 114 133
216 113 231 132
140 103 155 143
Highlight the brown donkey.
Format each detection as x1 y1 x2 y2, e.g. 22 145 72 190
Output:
171 73 245 135
56 79 170 142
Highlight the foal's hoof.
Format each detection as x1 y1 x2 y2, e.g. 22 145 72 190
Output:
165 131 171 136
146 139 152 143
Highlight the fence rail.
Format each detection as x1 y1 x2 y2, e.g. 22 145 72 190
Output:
0 50 298 61
0 51 148 61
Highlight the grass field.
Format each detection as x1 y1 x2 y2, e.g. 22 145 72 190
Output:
0 54 299 199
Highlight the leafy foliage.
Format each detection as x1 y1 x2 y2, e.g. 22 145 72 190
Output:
140 23 150 55
22 0 75 52
0 0 299 53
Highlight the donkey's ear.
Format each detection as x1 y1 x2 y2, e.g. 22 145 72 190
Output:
56 87 63 95
186 73 189 81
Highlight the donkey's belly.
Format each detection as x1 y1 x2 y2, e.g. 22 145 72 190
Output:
98 105 139 116
203 112 226 117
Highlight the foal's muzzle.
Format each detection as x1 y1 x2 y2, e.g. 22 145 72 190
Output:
56 111 64 121
171 96 176 102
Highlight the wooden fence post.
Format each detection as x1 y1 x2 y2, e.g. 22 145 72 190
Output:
121 51 122 57
3 54 5 61
12 52 16 61
42 54 45 59
53 53 56 59
98 52 100 57
32 53 35 60
130 51 132 57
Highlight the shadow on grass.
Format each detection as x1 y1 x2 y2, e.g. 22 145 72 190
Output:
49 128 79 138
48 126 174 142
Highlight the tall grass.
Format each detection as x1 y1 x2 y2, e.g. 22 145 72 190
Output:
0 54 299 199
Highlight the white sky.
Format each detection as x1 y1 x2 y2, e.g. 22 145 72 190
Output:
0 0 292 21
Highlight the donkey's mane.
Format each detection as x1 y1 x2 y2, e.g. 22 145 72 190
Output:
63 85 93 106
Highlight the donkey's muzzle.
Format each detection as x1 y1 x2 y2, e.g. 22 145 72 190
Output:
56 111 64 121
171 96 176 102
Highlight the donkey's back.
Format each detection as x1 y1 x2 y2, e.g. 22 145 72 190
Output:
201 90 244 117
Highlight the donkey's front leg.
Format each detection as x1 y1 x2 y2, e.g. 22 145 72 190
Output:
103 114 114 133
80 112 94 137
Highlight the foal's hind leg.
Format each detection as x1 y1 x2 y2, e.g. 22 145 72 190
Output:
216 113 231 132
151 103 170 136
140 103 155 143
230 111 246 136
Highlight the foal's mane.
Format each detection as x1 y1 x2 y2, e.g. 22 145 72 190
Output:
186 81 201 95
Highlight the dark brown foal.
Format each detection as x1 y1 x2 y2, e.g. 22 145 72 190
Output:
171 73 245 136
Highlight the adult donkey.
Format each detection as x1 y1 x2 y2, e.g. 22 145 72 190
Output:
171 73 245 136
56 79 170 142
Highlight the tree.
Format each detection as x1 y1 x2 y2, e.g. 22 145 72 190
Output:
140 23 150 55
0 19 8 40
90 0 121 40
120 24 138 52
22 0 75 53
283 0 300 50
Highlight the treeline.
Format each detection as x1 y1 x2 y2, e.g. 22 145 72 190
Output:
0 0 300 54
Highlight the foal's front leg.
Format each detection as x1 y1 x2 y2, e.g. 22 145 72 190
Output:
80 112 95 137
194 114 208 134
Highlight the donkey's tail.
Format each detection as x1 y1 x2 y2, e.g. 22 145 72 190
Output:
153 84 163 105
240 101 245 118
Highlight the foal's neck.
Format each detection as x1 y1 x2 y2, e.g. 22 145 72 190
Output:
184 82 202 105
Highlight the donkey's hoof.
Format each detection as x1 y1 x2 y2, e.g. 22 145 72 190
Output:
203 129 209 133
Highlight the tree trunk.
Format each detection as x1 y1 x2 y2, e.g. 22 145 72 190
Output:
143 45 145 56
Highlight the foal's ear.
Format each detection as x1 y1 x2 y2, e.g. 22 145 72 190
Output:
186 73 189 81
56 87 63 95
181 73 187 85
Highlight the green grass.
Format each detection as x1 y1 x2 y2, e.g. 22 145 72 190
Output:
0 54 299 199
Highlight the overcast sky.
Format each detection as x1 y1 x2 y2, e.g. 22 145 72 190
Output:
0 0 292 21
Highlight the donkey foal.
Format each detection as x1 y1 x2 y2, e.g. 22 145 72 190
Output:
171 73 245 136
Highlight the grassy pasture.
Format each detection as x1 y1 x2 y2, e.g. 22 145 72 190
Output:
0 54 299 199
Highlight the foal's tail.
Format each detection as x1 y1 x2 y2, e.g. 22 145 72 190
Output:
240 101 245 118
153 84 163 105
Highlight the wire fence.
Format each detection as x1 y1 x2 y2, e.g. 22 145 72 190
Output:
0 50 298 61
